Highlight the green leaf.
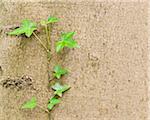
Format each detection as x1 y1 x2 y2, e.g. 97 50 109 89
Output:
8 19 37 37
53 65 68 79
22 97 37 109
47 97 61 110
52 82 70 97
40 16 59 26
62 32 75 40
56 32 79 52
48 16 59 23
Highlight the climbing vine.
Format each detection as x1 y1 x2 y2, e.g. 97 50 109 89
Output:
8 16 79 119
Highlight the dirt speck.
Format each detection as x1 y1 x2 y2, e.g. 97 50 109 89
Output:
0 66 3 75
115 104 118 109
1 75 34 90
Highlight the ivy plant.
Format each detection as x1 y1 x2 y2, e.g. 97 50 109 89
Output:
8 16 79 120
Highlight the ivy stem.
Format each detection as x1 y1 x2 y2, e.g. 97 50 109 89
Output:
37 105 49 113
45 24 52 83
33 32 49 53
48 112 52 120
44 24 53 120
49 77 55 81
45 25 51 50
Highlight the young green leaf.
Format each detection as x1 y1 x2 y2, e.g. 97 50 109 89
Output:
53 65 68 79
61 32 75 40
40 16 59 26
52 82 70 97
47 97 61 110
56 32 79 52
8 19 37 37
48 16 59 23
21 97 37 109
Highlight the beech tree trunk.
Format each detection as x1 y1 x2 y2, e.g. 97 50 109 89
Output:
0 1 148 120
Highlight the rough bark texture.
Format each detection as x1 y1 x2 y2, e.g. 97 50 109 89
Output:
0 1 148 120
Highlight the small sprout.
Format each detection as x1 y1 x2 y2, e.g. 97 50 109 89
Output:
47 96 61 110
53 65 68 79
56 32 79 52
8 19 37 37
52 82 70 97
22 97 37 109
40 16 59 26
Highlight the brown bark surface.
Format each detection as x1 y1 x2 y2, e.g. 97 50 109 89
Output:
0 1 148 120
